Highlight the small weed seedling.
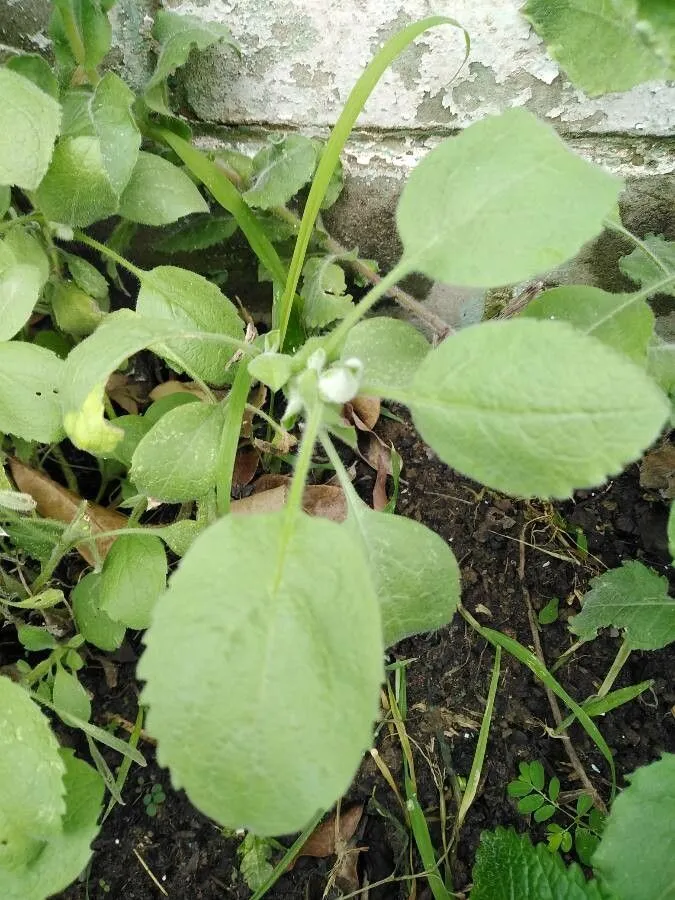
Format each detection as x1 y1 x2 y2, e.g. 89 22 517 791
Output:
142 783 166 818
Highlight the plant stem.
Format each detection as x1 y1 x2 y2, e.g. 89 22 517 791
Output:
0 212 41 234
70 230 144 279
325 261 413 356
246 403 290 439
285 401 323 519
604 219 672 277
49 444 79 494
597 639 632 699
215 365 252 516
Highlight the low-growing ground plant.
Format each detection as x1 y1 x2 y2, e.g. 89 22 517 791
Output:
0 1 674 898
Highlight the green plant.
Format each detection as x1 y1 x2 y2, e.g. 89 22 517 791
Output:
142 782 166 818
0 1 674 898
508 761 605 864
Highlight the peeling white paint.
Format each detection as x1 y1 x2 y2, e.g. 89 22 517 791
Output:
168 0 675 135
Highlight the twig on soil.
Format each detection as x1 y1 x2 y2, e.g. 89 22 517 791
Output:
517 536 608 815
103 712 157 746
133 847 168 896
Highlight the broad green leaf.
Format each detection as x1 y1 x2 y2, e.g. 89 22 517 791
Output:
593 754 675 900
72 571 126 651
136 266 244 385
140 511 383 835
2 518 64 563
63 252 109 303
0 342 65 443
53 665 91 722
345 494 460 647
406 320 669 498
0 676 65 840
238 833 274 892
145 10 238 115
51 281 106 336
60 310 190 453
471 828 607 899
244 134 318 210
89 72 140 195
521 286 655 363
3 750 104 900
300 257 353 330
143 390 199 427
0 263 44 340
3 226 50 286
0 69 61 190
620 234 675 296
569 560 675 650
647 340 675 401
60 89 94 138
669 503 675 565
105 414 151 467
131 401 224 502
396 108 622 287
34 137 118 227
99 533 167 630
153 212 238 253
5 54 59 99
633 0 675 75
17 624 58 652
340 318 429 395
523 0 667 95
158 519 203 557
119 152 208 226
0 185 10 217
247 352 293 391
50 0 113 69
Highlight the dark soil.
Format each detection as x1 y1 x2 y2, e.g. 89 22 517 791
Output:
49 418 675 900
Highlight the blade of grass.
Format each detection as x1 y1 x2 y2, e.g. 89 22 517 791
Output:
276 15 470 347
215 365 252 516
460 615 616 798
87 734 124 805
405 790 453 900
103 705 145 822
454 646 501 836
555 679 653 734
158 130 288 289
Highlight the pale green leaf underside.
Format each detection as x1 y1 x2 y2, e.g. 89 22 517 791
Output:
593 754 675 900
396 108 622 288
119 152 208 226
0 676 65 841
620 234 675 296
471 828 607 899
140 511 383 835
3 751 104 900
347 499 460 647
0 342 65 443
521 285 655 362
2 225 51 286
99 534 167 630
0 263 44 340
523 0 667 95
406 319 669 498
136 267 243 385
89 72 140 195
131 401 225 502
340 317 429 395
244 135 317 210
569 560 675 650
34 137 118 227
0 68 61 190
72 573 127 652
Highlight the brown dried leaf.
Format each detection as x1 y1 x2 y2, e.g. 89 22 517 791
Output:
640 443 675 499
231 485 288 516
250 475 347 522
372 444 389 512
295 804 363 861
149 380 222 403
232 445 260 490
252 431 297 456
8 459 128 566
106 372 149 415
347 396 381 431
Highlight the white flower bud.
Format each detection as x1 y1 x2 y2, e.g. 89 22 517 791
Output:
318 358 363 405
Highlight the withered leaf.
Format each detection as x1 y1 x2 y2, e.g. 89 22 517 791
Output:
294 804 364 863
106 372 149 415
640 443 675 499
346 395 381 431
8 459 127 566
232 445 260 490
249 475 347 522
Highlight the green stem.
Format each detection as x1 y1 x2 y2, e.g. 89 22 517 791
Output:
215 365 253 516
276 15 469 349
605 219 672 277
0 212 41 234
246 404 289 439
285 401 324 519
127 497 147 527
58 2 87 66
49 444 79 494
70 230 144 279
597 639 632 699
325 260 412 357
